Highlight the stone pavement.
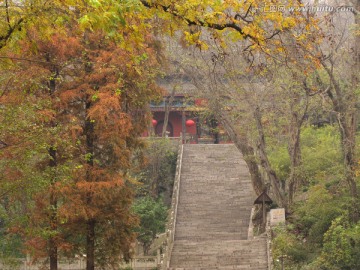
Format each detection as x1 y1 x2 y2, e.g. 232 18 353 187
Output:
168 144 268 269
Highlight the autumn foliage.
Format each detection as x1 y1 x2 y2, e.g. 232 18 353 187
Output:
0 2 162 268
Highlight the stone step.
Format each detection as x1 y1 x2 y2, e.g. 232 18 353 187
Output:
169 144 268 269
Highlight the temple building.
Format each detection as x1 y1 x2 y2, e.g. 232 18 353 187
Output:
149 93 228 144
150 94 200 140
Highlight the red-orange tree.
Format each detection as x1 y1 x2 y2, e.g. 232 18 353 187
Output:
55 28 161 269
0 27 78 268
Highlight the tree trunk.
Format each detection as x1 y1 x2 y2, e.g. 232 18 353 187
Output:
86 219 96 270
287 94 308 204
143 243 151 256
49 236 58 270
49 147 58 270
320 34 358 203
85 98 96 270
287 116 302 204
48 64 59 270
162 90 175 137
326 88 358 200
254 108 286 207
181 110 186 143
339 112 358 197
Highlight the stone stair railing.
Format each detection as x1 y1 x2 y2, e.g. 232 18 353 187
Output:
266 211 273 270
160 144 184 270
266 208 286 270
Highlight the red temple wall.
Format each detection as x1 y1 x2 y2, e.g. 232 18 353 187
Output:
153 112 196 137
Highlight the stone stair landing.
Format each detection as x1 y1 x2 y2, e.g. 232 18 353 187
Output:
169 144 268 269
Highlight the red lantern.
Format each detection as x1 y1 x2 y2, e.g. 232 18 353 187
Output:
152 119 158 127
185 119 195 127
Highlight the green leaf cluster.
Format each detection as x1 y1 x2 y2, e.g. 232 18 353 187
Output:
316 216 360 270
270 125 360 269
132 196 167 254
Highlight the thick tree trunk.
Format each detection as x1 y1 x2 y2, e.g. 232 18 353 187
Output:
85 99 96 270
339 113 357 198
49 237 58 270
86 219 96 270
287 94 308 205
49 147 58 270
326 88 358 200
337 111 359 223
254 108 286 207
48 65 59 270
181 110 186 143
288 117 302 204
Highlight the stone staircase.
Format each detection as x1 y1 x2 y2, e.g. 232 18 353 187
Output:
168 144 268 270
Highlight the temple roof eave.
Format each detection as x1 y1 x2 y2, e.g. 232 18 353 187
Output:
150 106 206 112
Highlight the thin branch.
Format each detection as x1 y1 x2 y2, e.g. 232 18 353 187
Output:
0 186 20 199
302 79 331 97
265 30 281 40
5 0 11 26
0 77 13 98
0 17 24 49
234 4 253 23
0 140 8 149
0 55 51 64
140 0 256 42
